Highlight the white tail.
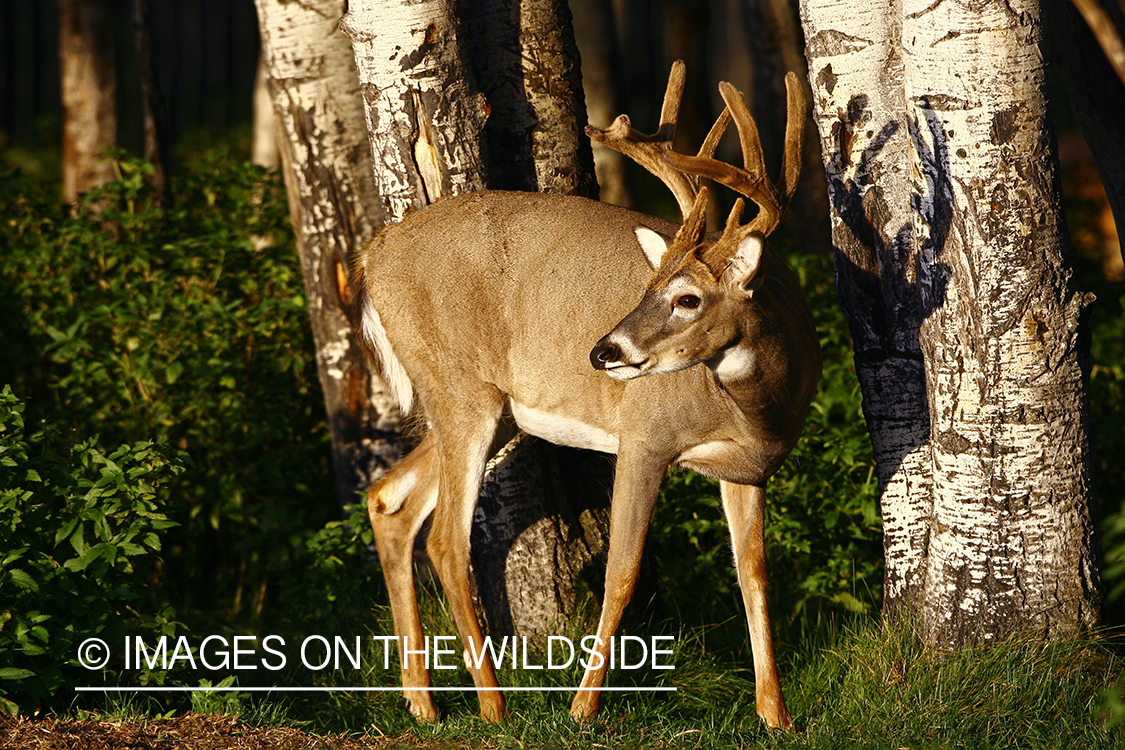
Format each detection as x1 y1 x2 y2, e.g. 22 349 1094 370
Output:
354 61 819 729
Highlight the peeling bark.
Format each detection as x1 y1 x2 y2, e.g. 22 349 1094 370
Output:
255 0 404 508
800 0 1099 643
340 0 488 223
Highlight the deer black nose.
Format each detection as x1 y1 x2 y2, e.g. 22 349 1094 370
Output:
590 342 621 370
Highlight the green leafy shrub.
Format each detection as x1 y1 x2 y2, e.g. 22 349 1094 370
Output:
275 503 382 635
0 155 336 631
1090 288 1125 623
0 386 187 715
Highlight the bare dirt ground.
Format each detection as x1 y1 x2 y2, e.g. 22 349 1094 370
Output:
0 713 405 749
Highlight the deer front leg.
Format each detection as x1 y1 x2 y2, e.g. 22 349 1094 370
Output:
425 401 507 722
569 447 664 721
368 432 441 721
719 480 791 729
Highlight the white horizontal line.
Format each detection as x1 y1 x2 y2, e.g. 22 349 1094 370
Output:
76 686 676 693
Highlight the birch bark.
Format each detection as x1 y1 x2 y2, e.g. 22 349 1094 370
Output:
800 0 1100 642
340 0 487 224
903 0 1097 645
800 0 933 616
255 0 404 508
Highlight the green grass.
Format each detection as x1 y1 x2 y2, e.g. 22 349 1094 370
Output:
124 595 1119 749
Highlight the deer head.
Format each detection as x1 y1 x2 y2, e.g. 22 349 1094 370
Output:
588 64 806 382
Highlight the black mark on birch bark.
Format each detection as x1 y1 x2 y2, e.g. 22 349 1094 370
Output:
400 23 439 71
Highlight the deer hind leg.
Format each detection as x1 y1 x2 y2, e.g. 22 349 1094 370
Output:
368 431 441 721
570 446 665 721
719 480 791 729
425 392 507 722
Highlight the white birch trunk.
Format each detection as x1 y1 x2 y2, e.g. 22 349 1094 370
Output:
800 0 1099 643
340 0 487 224
903 0 1098 645
800 0 934 615
255 0 404 506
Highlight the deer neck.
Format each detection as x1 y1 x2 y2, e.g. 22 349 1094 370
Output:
704 305 806 449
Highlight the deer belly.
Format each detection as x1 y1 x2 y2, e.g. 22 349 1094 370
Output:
509 401 620 454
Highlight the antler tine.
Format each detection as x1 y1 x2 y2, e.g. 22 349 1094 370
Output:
662 75 805 239
780 72 805 204
585 60 699 219
657 59 687 137
697 106 733 161
720 82 767 186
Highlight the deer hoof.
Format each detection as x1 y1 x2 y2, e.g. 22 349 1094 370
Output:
568 695 600 722
404 694 438 722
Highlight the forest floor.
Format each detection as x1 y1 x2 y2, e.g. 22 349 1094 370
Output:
0 713 408 750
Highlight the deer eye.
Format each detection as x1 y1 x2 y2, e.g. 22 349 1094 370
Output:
674 294 701 310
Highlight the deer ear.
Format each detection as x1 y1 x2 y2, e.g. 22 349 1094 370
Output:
635 226 671 269
725 233 764 293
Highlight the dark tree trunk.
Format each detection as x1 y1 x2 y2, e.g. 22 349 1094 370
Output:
742 0 832 254
133 0 169 204
1043 0 1125 275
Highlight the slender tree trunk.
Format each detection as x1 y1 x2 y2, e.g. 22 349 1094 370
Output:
254 0 405 509
742 0 832 254
1043 0 1125 274
133 0 169 204
58 0 116 205
250 52 278 170
571 0 634 206
800 0 934 617
800 0 1099 643
342 0 615 637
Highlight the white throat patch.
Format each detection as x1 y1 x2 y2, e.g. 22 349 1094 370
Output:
709 346 757 382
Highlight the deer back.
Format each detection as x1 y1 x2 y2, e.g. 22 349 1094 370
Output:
357 189 818 484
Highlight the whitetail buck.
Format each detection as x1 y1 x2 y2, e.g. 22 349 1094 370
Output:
354 61 820 729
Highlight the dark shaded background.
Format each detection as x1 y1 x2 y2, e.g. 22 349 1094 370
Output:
1 0 259 154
